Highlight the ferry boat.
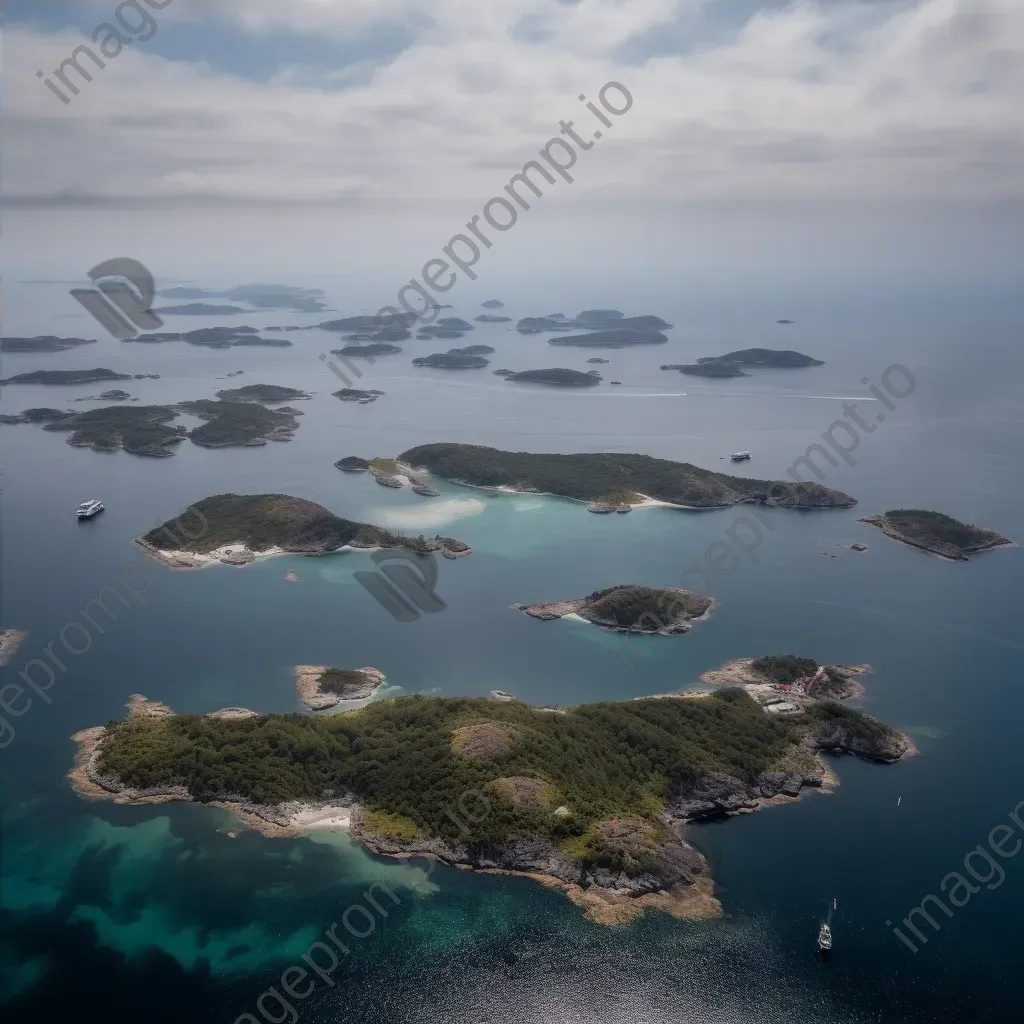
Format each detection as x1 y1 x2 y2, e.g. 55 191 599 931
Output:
76 499 104 519
730 451 752 462
817 921 832 955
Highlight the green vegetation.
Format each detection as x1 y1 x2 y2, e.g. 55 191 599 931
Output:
95 691 824 844
751 655 819 683
594 490 644 505
176 399 299 447
398 443 855 509
699 349 824 368
412 351 489 369
140 493 462 558
364 811 419 841
213 384 311 403
1 336 98 352
582 586 709 629
0 367 131 385
318 669 375 697
802 700 901 751
861 510 1011 560
43 405 184 457
505 368 602 386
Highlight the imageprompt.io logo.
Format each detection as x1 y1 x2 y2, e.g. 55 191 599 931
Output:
355 549 447 622
70 258 163 339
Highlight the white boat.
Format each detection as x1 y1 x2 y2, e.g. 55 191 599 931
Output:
818 921 832 953
76 499 104 519
730 451 752 461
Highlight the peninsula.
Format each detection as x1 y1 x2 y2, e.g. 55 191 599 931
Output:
137 493 472 568
70 676 908 925
859 510 1014 561
394 443 856 511
514 586 712 635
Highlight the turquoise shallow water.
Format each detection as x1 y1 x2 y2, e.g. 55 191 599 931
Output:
2 283 1024 1021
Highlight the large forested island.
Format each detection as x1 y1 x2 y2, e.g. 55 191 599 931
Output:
514 586 712 635
71 679 908 925
137 493 472 567
859 510 1013 561
395 443 856 510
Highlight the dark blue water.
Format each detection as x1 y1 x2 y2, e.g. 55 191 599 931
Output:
3 282 1023 1022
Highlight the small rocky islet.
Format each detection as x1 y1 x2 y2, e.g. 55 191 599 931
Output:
294 665 387 709
514 585 713 635
859 509 1013 561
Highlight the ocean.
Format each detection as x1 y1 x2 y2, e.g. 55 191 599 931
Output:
2 278 1023 1022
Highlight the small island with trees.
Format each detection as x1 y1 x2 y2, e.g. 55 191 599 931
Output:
294 665 387 709
514 585 712 635
136 493 472 568
505 368 602 387
663 349 823 377
858 510 1013 561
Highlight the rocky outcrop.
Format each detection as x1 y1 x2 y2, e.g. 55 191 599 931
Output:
335 456 370 472
514 586 713 635
858 511 1013 561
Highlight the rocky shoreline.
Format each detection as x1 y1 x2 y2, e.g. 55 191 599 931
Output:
0 627 28 667
293 664 386 709
513 586 713 635
858 512 1014 562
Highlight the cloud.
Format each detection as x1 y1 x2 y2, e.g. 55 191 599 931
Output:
5 0 1023 206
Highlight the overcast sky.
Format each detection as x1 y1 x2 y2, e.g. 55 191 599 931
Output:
3 0 1022 295
5 0 1023 207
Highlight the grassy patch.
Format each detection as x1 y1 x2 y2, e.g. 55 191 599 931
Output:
364 811 419 841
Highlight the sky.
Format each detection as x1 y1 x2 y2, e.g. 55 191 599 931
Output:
3 0 1023 288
